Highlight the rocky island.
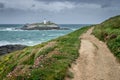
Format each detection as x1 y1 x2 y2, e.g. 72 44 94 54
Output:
21 20 61 30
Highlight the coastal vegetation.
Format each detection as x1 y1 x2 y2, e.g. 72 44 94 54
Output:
1 15 120 80
0 26 89 80
92 15 120 59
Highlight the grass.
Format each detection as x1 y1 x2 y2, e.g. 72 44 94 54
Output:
0 26 90 80
92 15 120 59
66 70 74 78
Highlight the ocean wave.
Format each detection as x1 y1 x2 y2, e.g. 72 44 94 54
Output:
0 27 72 31
0 28 24 31
0 41 42 46
48 34 64 37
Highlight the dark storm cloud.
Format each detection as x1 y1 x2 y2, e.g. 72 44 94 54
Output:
101 4 111 8
32 4 36 7
36 0 120 8
1 0 120 11
35 0 120 3
0 3 4 8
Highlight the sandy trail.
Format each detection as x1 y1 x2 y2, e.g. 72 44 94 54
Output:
66 27 120 80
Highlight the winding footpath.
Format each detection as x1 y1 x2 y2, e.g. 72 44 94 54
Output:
67 27 120 80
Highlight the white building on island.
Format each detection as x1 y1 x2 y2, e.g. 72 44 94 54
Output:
43 18 47 24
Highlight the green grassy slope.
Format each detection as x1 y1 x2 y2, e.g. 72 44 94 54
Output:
92 15 120 59
0 27 89 80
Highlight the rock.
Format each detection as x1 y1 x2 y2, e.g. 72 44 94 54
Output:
110 34 117 39
0 45 27 55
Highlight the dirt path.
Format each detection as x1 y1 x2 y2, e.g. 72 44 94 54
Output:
66 27 120 80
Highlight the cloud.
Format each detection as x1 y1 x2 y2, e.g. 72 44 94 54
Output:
35 0 75 3
0 0 76 12
101 4 110 8
0 0 102 12
36 0 120 8
31 1 76 12
38 1 76 12
0 0 120 12
0 3 4 8
77 3 101 9
100 1 120 10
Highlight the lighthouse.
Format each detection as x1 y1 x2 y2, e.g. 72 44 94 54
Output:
43 18 47 24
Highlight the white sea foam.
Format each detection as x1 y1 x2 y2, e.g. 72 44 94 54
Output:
0 40 42 46
0 28 24 31
0 41 21 46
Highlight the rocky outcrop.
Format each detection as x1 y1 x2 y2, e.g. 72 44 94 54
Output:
21 21 60 30
0 45 27 55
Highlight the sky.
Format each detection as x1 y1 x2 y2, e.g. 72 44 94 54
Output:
0 0 120 24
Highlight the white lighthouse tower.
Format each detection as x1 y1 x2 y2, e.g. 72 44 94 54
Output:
43 18 47 24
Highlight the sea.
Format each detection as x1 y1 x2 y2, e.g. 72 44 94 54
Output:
0 24 89 46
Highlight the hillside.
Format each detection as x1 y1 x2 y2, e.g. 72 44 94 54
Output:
66 27 120 80
0 15 120 80
0 26 89 80
65 15 120 80
92 15 120 59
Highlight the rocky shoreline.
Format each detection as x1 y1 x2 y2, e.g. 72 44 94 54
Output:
0 45 27 55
